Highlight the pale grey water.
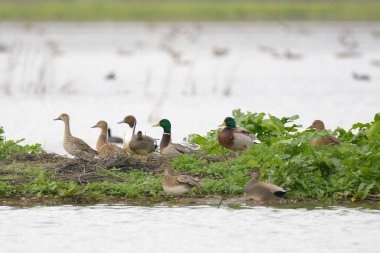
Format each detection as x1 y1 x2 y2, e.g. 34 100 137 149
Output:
0 205 379 253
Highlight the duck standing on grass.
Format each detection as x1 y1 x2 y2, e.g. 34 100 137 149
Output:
54 113 97 161
308 120 340 146
218 117 259 154
118 115 157 155
152 119 193 158
244 168 289 202
92 120 127 159
161 164 201 196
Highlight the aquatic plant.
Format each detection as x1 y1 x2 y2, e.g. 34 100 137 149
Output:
0 127 43 160
184 110 380 201
0 111 379 203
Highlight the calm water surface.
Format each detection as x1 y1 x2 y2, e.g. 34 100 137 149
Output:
0 205 379 253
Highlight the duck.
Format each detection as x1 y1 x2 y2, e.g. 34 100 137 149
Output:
54 113 97 161
152 119 193 158
308 120 340 146
118 115 157 155
244 168 289 201
107 128 123 144
161 164 201 196
218 117 259 154
91 120 127 159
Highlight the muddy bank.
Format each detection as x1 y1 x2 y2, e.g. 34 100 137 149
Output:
1 196 379 209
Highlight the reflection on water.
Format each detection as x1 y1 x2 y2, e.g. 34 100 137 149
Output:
0 205 379 253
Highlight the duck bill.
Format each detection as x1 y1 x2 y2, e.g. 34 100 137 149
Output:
91 125 98 128
152 123 160 127
307 125 312 129
53 117 60 121
117 120 124 124
218 122 226 127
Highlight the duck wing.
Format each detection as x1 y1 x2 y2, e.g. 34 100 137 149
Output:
327 135 340 145
71 136 97 155
171 143 193 154
235 127 260 143
259 182 288 194
177 175 200 187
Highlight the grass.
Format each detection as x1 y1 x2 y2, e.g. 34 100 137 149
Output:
0 1 380 21
1 110 380 206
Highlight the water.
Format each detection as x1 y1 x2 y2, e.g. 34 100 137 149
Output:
0 205 379 253
0 22 379 154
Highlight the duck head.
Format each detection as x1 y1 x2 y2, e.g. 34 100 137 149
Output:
118 115 136 128
246 168 261 180
136 131 143 140
308 120 325 131
91 120 108 130
219 117 236 128
54 113 69 122
153 119 171 133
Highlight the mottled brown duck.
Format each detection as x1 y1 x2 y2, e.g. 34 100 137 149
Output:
218 117 259 154
54 113 97 161
308 120 340 146
161 164 201 196
152 119 193 158
244 168 289 202
92 120 127 159
118 115 157 155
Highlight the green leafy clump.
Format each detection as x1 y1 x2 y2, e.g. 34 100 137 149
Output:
0 127 43 160
85 170 162 199
185 110 380 201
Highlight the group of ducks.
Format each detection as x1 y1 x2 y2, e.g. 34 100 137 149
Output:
54 113 339 201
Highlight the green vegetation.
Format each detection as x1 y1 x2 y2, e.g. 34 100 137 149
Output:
0 110 379 205
0 0 379 21
186 109 380 201
0 127 43 160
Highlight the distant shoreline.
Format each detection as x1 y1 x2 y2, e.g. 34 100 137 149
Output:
0 1 380 21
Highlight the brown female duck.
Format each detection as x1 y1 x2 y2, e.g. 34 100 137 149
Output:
118 115 157 155
218 117 259 154
161 164 201 196
308 120 340 146
54 113 97 161
152 119 193 158
244 168 289 201
92 120 127 159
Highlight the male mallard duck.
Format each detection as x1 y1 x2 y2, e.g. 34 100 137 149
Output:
118 115 157 155
218 117 259 154
308 120 340 146
92 120 127 159
244 168 289 201
152 119 193 157
161 164 201 196
54 113 97 161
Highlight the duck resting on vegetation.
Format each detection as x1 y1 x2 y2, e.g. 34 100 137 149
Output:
54 113 97 161
244 168 289 202
153 119 194 158
92 120 127 159
118 115 157 155
218 117 260 154
107 128 123 144
308 120 340 146
161 164 201 196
